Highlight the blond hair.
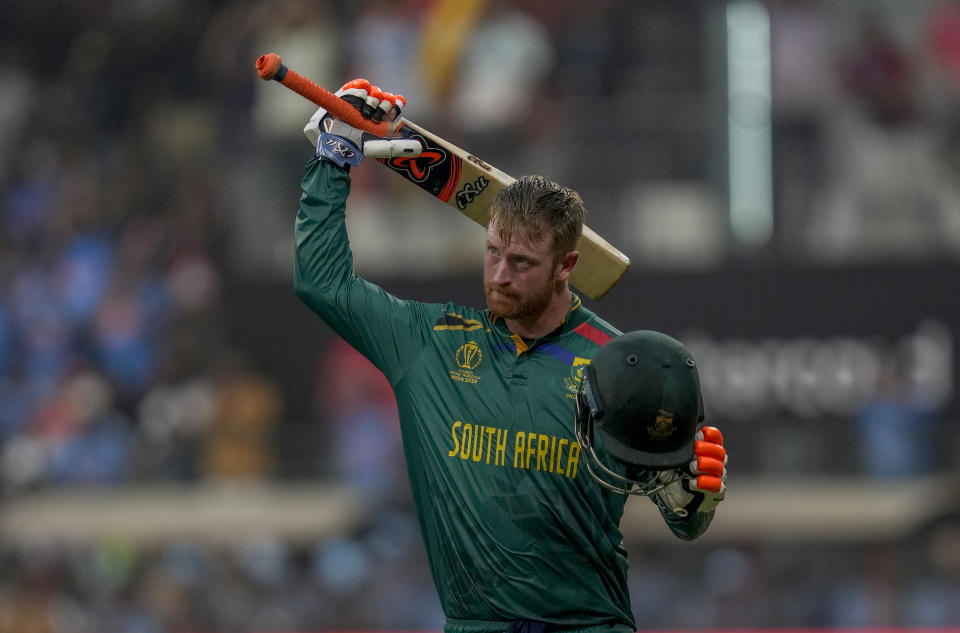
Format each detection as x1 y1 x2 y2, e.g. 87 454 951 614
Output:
489 175 585 262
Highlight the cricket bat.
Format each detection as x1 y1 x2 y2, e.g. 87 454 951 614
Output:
256 53 630 300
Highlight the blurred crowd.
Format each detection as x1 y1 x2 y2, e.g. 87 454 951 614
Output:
1 0 959 631
0 0 257 491
3 521 960 632
0 510 444 633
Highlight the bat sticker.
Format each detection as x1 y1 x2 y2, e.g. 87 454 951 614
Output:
456 175 490 210
382 133 461 202
467 154 493 172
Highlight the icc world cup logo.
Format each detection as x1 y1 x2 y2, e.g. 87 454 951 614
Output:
456 341 483 370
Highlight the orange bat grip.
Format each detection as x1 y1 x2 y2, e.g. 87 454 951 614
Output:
255 53 394 137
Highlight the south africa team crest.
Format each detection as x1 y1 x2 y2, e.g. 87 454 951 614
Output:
563 361 591 399
450 342 483 384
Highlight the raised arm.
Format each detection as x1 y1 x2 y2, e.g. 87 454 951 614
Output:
292 81 431 385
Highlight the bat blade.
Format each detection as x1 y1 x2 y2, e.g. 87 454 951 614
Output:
381 121 630 300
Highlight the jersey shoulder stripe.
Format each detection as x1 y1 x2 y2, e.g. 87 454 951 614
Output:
584 312 621 339
572 321 615 346
539 342 592 366
434 312 484 332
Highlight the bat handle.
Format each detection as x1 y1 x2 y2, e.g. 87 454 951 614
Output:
255 53 396 138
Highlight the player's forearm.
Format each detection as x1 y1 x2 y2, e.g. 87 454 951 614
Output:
651 490 715 541
662 507 714 541
293 157 356 315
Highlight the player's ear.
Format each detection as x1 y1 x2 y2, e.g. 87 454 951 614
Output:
555 250 579 281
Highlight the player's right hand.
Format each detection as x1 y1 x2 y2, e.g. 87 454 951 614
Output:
304 79 421 167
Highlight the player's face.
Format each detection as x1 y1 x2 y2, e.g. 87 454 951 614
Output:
483 222 560 320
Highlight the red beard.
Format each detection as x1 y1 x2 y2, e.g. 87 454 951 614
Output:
484 281 554 321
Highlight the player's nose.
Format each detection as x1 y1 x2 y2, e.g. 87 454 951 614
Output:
488 260 512 286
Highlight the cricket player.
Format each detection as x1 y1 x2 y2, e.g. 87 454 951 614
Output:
294 81 728 633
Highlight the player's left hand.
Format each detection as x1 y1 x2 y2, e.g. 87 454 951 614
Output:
304 78 421 167
655 426 727 517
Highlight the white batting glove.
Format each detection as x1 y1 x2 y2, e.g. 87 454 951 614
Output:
655 426 727 518
303 78 421 166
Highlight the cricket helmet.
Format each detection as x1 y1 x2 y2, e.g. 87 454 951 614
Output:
574 330 704 495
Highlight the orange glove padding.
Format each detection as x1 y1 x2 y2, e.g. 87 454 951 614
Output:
690 426 727 494
655 426 727 517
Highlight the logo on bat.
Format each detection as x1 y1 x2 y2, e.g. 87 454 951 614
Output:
385 134 447 182
467 154 493 172
456 176 489 210
382 133 462 202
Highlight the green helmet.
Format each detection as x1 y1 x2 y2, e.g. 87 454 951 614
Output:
574 330 704 495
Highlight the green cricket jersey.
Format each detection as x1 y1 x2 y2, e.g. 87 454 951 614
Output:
294 158 712 633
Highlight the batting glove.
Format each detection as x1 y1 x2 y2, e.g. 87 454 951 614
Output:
304 78 421 167
654 426 727 518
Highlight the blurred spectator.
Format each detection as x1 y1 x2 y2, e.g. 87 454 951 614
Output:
446 1 555 135
828 545 897 626
857 354 937 478
90 283 160 402
840 11 916 129
251 0 340 142
350 0 428 118
905 522 960 624
926 0 960 179
316 337 403 498
770 0 831 251
135 358 215 482
45 370 132 485
203 354 282 481
806 11 960 261
8 266 72 390
2 368 132 490
0 61 34 179
928 0 960 86
553 0 620 97
0 295 12 374
417 0 487 103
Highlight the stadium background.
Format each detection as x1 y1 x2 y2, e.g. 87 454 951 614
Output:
1 0 959 631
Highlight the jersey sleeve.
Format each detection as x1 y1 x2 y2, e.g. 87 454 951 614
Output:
293 157 433 385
